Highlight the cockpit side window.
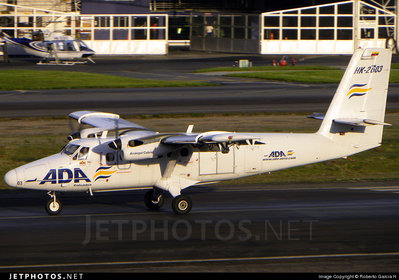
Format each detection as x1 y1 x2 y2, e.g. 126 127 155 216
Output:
78 147 90 160
67 42 77 51
61 144 80 156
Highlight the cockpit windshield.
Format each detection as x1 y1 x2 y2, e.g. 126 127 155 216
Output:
61 144 80 156
78 40 91 51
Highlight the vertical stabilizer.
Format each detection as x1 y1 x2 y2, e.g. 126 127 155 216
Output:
317 48 392 154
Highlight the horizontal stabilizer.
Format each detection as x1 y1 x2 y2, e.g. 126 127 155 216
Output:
307 113 325 120
333 118 391 127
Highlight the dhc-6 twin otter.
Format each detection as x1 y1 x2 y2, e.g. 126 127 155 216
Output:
4 47 393 215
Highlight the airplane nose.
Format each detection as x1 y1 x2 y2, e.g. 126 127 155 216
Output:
4 169 17 187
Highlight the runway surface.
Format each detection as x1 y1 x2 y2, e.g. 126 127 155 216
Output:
0 182 398 272
1 83 399 118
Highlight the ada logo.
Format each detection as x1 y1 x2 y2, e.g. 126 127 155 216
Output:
40 168 91 184
265 150 295 161
268 151 287 158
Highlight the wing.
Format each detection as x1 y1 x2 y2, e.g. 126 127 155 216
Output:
69 111 153 132
162 131 261 145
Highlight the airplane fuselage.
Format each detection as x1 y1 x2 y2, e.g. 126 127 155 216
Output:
8 131 362 193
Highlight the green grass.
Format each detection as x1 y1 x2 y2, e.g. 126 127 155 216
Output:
227 69 345 84
194 65 339 73
226 69 399 84
196 64 399 84
0 70 213 90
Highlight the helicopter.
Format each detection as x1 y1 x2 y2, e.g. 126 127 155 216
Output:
1 30 95 64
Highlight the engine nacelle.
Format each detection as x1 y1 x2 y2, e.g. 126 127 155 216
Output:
120 139 173 161
122 142 158 161
108 133 185 161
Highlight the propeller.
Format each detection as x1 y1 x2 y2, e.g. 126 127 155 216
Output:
108 138 122 150
107 117 122 150
114 117 120 139
67 117 83 141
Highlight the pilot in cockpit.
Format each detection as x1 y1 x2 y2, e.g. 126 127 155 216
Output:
78 147 89 160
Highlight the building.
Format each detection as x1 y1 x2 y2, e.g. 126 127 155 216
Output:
0 0 168 55
189 0 399 54
0 0 78 12
0 0 398 55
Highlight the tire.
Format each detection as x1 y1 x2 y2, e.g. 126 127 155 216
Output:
45 199 63 215
172 195 192 215
144 189 164 210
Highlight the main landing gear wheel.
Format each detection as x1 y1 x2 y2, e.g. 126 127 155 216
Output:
172 195 192 215
144 189 164 211
45 192 63 215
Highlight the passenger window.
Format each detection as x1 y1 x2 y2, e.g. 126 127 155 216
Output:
128 140 144 147
57 42 64 51
66 42 75 51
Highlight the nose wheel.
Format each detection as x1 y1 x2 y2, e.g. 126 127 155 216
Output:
45 191 63 215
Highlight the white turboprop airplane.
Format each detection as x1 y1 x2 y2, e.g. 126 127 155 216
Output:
3 47 392 215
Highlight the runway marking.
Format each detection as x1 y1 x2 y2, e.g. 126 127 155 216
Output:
0 211 158 220
348 186 399 194
1 252 399 269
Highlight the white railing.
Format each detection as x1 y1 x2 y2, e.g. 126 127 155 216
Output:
0 3 168 55
260 0 396 55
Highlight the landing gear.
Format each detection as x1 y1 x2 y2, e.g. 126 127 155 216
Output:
144 188 193 214
45 191 63 215
172 195 192 215
144 188 164 211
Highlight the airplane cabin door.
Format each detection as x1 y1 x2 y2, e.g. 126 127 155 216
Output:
117 151 131 170
199 147 235 175
244 145 262 173
217 149 234 174
199 152 217 175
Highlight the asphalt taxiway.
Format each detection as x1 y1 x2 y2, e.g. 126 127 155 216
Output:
1 83 399 118
0 182 399 272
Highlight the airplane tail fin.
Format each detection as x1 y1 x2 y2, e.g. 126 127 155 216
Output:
317 47 392 155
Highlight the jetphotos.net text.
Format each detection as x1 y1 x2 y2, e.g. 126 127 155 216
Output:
81 216 319 245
